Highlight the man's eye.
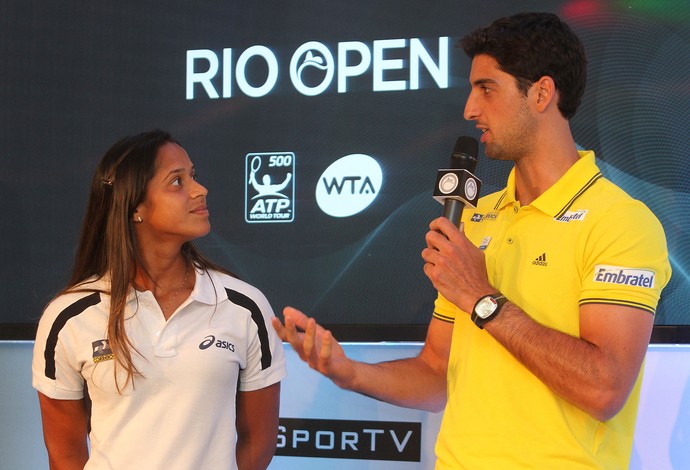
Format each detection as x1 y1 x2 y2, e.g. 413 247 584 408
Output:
171 177 181 186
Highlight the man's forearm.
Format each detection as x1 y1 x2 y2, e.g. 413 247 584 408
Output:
484 301 650 421
345 356 448 412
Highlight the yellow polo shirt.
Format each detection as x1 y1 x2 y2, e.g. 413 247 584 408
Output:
433 151 671 469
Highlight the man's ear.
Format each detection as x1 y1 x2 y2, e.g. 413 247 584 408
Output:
534 76 556 112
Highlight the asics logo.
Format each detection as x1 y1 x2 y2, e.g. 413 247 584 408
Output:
199 335 236 352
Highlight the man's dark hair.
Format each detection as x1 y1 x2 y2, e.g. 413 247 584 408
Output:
461 12 587 119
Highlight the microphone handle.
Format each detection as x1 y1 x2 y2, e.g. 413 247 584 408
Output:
443 199 465 228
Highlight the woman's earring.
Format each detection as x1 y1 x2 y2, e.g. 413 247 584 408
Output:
135 216 142 223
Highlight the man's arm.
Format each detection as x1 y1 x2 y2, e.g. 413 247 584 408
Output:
423 216 653 421
235 382 281 470
484 301 652 421
273 308 452 412
37 392 89 470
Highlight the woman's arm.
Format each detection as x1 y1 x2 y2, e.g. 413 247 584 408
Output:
235 382 281 470
37 392 89 470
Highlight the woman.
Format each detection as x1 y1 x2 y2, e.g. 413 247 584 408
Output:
32 129 286 469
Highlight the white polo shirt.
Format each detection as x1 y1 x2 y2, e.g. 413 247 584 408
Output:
33 268 286 469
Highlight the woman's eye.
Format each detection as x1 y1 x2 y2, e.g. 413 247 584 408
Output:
171 177 181 186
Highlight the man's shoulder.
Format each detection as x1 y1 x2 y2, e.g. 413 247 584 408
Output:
582 176 659 220
476 187 510 210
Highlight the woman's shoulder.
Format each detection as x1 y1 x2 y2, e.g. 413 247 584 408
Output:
49 277 107 306
203 268 268 302
40 278 108 328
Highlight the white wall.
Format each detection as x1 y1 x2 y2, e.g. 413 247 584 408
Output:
2 342 688 469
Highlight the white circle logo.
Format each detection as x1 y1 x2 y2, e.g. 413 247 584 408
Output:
439 173 459 195
290 42 335 96
465 177 478 200
315 154 383 218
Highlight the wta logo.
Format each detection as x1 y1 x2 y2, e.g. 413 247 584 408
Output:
315 154 383 218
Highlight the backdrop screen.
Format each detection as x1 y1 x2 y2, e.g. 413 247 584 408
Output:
1 1 688 341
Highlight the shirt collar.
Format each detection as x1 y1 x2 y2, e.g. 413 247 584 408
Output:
188 268 228 305
497 150 602 217
112 268 227 315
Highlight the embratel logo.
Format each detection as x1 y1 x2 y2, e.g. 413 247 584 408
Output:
315 154 383 218
276 418 421 462
92 339 114 364
593 265 656 288
245 152 295 223
555 209 588 223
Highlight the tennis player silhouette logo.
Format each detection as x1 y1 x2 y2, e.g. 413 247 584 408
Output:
248 156 292 199
245 152 295 223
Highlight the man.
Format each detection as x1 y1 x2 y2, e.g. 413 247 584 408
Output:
272 12 671 468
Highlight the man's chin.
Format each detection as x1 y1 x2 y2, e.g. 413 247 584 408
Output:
483 144 498 160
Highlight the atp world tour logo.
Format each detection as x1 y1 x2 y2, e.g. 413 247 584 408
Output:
245 152 295 223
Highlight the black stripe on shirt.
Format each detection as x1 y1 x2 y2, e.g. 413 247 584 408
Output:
225 288 272 370
44 292 101 380
493 191 507 211
580 297 656 315
555 173 603 219
432 311 455 323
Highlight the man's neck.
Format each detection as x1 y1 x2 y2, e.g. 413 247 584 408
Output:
513 131 580 206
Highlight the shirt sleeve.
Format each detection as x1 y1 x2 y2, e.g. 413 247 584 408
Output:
237 287 287 392
433 293 459 323
579 198 671 314
32 295 88 400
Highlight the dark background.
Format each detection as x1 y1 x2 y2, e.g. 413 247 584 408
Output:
1 0 688 341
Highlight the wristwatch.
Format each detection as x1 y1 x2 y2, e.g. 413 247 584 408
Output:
471 294 507 329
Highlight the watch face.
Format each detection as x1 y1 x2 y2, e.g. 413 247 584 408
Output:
475 297 498 319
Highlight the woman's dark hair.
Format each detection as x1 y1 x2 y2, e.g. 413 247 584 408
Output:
66 129 230 390
461 12 587 119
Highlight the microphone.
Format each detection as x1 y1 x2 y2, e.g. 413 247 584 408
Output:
432 136 481 227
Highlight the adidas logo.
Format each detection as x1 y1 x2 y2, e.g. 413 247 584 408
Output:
532 253 548 266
